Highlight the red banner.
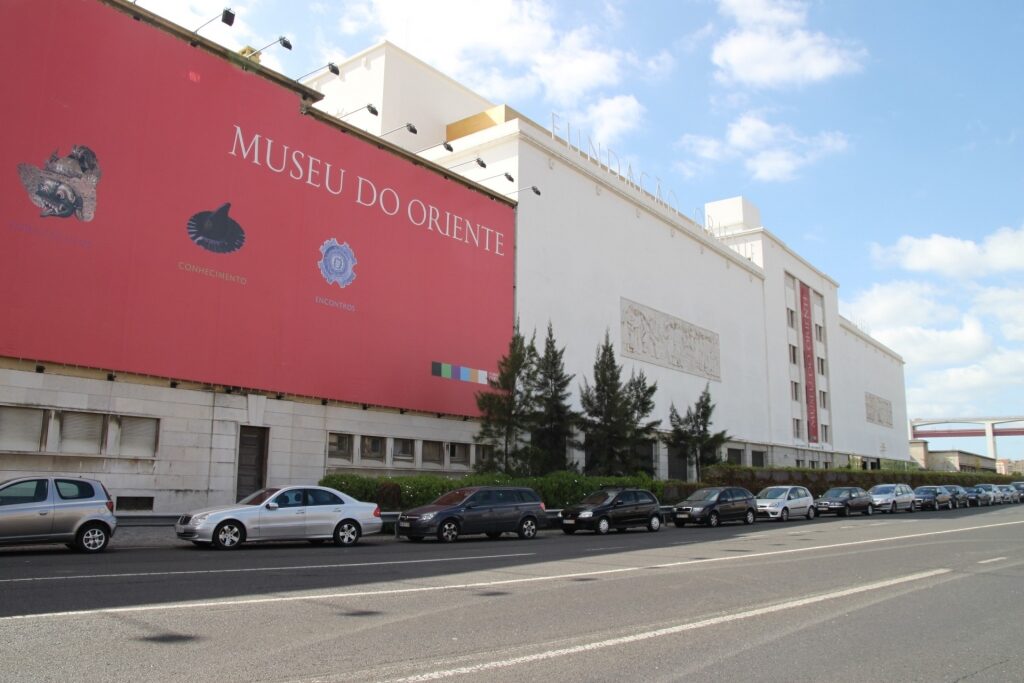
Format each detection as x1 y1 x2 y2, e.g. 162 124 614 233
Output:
0 1 514 416
800 283 819 443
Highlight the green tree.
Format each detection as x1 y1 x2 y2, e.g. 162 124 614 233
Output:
663 384 729 482
623 369 660 475
529 322 577 474
474 323 539 474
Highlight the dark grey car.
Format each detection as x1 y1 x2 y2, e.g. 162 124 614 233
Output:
397 486 546 542
0 476 117 552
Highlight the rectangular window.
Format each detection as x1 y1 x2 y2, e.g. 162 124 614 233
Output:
360 435 384 462
795 459 805 468
393 438 414 463
815 323 824 342
821 424 830 443
422 440 443 465
727 448 742 465
817 357 827 376
59 411 104 454
449 442 470 467
751 451 766 468
793 418 802 439
115 496 154 511
809 460 818 469
327 432 353 462
787 308 796 328
119 416 158 457
0 406 45 451
789 344 798 364
791 381 800 401
476 444 495 469
822 461 831 469
819 390 828 410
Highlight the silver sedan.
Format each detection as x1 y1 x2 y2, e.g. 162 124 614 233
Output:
175 485 382 549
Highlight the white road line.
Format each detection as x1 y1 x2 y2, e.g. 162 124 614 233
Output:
0 553 536 584
1 518 1018 623
389 569 952 682
978 557 1007 564
585 546 627 551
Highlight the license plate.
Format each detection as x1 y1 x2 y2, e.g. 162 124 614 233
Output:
399 521 410 527
677 513 689 519
562 519 574 525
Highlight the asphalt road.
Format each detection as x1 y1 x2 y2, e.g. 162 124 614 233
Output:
2 504 1023 682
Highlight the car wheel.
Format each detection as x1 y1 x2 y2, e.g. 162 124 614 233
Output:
839 506 849 517
780 508 790 522
486 531 503 540
596 517 611 535
333 520 361 547
708 511 721 528
562 527 576 535
890 503 897 514
647 515 661 532
744 509 755 525
674 520 686 528
806 506 816 520
517 517 538 540
212 521 245 549
437 519 460 543
864 504 874 516
75 523 110 553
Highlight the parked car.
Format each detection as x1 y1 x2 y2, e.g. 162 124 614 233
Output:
815 487 874 516
943 485 971 509
1011 482 1024 499
914 486 952 511
397 486 545 543
975 484 1003 504
755 486 816 521
673 487 756 527
0 476 116 553
964 486 986 507
560 487 662 534
998 485 1021 504
175 485 382 549
868 484 916 513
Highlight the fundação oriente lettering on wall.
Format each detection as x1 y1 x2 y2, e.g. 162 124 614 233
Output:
229 125 507 256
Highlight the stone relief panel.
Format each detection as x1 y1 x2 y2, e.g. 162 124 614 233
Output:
865 392 893 428
620 298 721 381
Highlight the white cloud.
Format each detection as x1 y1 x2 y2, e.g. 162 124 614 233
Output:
581 95 645 147
532 27 623 106
712 0 865 89
907 348 1024 417
870 316 991 367
871 225 1024 279
974 287 1024 341
677 112 847 181
841 281 959 330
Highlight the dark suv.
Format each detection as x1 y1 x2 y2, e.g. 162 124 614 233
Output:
560 488 662 535
673 487 756 527
396 486 546 543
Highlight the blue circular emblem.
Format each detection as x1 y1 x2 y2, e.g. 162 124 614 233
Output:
318 238 357 288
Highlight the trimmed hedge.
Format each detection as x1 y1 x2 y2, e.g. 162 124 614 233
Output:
319 466 1018 511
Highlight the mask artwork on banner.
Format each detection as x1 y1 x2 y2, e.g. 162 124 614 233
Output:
17 145 102 222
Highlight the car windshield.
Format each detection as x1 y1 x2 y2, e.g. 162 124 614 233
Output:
239 488 280 505
915 487 937 494
757 488 788 499
822 488 850 498
870 485 894 494
580 491 615 506
432 489 474 506
686 488 721 502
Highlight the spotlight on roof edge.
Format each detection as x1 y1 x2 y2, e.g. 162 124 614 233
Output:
339 104 379 119
509 186 541 196
416 140 454 153
247 36 292 60
195 8 235 33
447 157 487 170
480 172 515 183
381 123 418 137
295 62 340 81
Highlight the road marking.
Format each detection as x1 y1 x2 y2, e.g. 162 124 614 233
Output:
977 557 1007 564
0 553 536 584
2 518 1019 623
585 546 627 551
388 569 952 682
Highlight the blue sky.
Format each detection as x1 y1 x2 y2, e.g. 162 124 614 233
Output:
139 0 1024 458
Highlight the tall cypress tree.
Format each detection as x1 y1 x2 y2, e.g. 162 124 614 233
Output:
475 323 539 474
578 332 630 475
624 369 660 474
663 384 729 482
530 322 576 474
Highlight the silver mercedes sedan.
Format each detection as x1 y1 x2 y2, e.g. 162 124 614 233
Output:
175 485 382 549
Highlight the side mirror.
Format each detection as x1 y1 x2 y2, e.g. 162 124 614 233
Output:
265 502 279 510
613 499 623 507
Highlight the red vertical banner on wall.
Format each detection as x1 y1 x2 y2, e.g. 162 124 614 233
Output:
800 282 819 443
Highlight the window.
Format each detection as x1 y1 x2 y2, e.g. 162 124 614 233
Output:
360 435 384 462
789 344 798 364
449 442 470 467
787 308 796 328
791 381 800 401
751 451 766 468
795 459 805 468
0 406 45 451
120 416 158 457
793 418 802 439
116 496 153 511
56 479 95 500
819 390 828 410
820 424 830 443
476 444 495 469
817 357 827 376
422 440 443 465
727 448 743 465
306 488 343 505
809 461 818 469
0 479 48 505
59 411 104 454
327 432 353 462
393 438 415 463
274 489 305 508
815 323 824 342
822 462 831 469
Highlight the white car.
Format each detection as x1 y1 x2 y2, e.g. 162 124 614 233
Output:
755 486 816 521
175 485 382 549
868 483 916 513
